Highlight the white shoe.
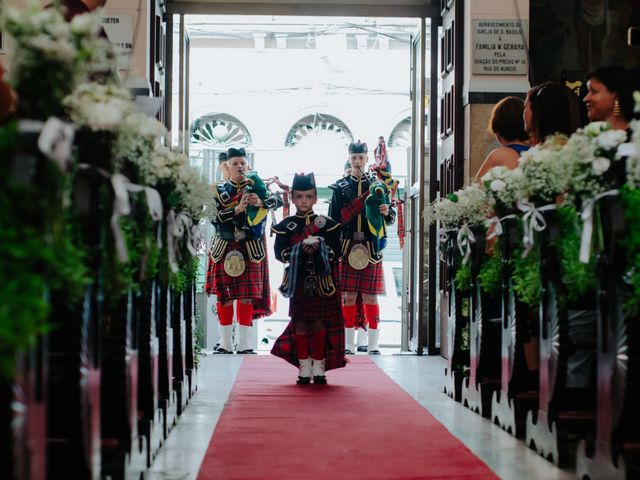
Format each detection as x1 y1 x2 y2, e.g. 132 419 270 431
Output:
345 327 355 354
368 328 381 355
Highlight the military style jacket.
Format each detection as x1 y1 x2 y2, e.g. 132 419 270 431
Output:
209 177 280 264
272 212 341 298
328 172 395 262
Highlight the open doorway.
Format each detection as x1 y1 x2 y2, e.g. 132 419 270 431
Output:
183 15 428 353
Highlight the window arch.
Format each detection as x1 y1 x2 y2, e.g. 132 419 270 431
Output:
284 113 354 148
388 117 411 149
191 113 253 148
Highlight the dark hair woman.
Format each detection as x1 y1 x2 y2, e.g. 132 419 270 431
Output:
523 81 580 146
475 96 530 180
584 65 634 131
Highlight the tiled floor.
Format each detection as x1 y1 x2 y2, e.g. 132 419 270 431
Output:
143 352 575 480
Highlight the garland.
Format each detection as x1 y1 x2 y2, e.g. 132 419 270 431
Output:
552 204 596 305
478 240 502 298
512 245 541 307
620 185 640 316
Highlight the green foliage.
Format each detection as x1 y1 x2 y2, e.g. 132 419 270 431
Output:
478 243 502 297
553 205 596 304
512 246 541 307
620 185 640 316
455 262 471 293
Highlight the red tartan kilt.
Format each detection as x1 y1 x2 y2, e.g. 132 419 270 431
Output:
289 292 342 324
205 242 266 303
340 259 385 295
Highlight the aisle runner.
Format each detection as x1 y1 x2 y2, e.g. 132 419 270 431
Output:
197 356 497 480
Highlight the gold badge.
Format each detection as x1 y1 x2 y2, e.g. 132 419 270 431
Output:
223 250 246 277
347 244 369 270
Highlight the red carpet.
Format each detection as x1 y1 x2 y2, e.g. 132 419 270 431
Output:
197 356 497 479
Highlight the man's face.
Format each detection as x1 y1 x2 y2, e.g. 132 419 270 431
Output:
349 153 367 172
228 156 248 181
292 189 317 213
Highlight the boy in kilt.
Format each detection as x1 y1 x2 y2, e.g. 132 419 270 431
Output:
204 147 279 354
329 141 395 355
271 173 346 384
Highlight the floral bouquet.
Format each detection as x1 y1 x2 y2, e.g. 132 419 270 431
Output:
428 183 491 230
480 165 526 217
2 1 115 119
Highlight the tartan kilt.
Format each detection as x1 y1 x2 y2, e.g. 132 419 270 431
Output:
205 241 266 303
271 312 346 372
340 259 385 295
289 290 342 324
252 239 272 319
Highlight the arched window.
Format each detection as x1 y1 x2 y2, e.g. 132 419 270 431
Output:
284 113 354 148
388 117 411 149
191 113 253 148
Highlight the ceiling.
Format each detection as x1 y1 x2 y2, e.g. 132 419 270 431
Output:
166 0 441 18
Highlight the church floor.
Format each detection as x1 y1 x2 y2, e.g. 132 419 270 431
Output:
143 353 575 480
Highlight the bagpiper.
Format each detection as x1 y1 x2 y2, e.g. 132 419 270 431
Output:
329 141 395 355
271 172 346 384
204 147 279 354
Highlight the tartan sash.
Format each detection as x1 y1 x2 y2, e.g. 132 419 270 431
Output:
340 191 369 225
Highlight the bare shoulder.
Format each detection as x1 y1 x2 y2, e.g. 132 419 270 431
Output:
475 147 520 180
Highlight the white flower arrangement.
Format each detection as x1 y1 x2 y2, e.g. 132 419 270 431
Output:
428 183 491 230
518 135 572 203
113 113 168 175
174 165 216 221
3 2 116 91
562 121 625 198
64 82 134 131
480 165 526 212
628 119 640 188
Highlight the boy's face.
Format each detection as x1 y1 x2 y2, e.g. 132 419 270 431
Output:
228 156 248 181
219 161 230 180
349 153 367 173
292 189 317 213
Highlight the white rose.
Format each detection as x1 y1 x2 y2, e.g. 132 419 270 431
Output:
490 179 506 192
597 130 627 150
584 121 607 137
85 103 124 130
591 157 611 175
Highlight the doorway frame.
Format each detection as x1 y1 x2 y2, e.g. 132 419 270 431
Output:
166 2 443 354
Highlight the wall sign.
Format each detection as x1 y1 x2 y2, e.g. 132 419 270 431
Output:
101 15 134 70
472 19 528 75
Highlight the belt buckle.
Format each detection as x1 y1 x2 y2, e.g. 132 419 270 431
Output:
303 275 319 297
354 232 365 241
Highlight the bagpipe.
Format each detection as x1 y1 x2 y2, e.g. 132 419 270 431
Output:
371 136 404 248
244 170 269 227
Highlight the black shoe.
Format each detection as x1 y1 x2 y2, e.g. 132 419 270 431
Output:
368 349 381 355
297 376 311 385
313 375 327 385
357 345 368 352
345 349 354 355
213 343 220 351
237 349 257 354
214 348 233 354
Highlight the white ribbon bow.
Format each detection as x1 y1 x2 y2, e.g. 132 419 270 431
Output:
110 173 163 263
457 223 476 265
166 210 199 273
517 199 552 258
37 117 75 172
579 189 619 264
485 216 503 240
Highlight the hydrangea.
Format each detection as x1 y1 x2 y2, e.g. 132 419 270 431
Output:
64 82 134 131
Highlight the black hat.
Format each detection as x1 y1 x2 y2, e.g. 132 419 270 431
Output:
348 141 367 154
292 172 316 191
218 152 228 163
227 147 246 159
